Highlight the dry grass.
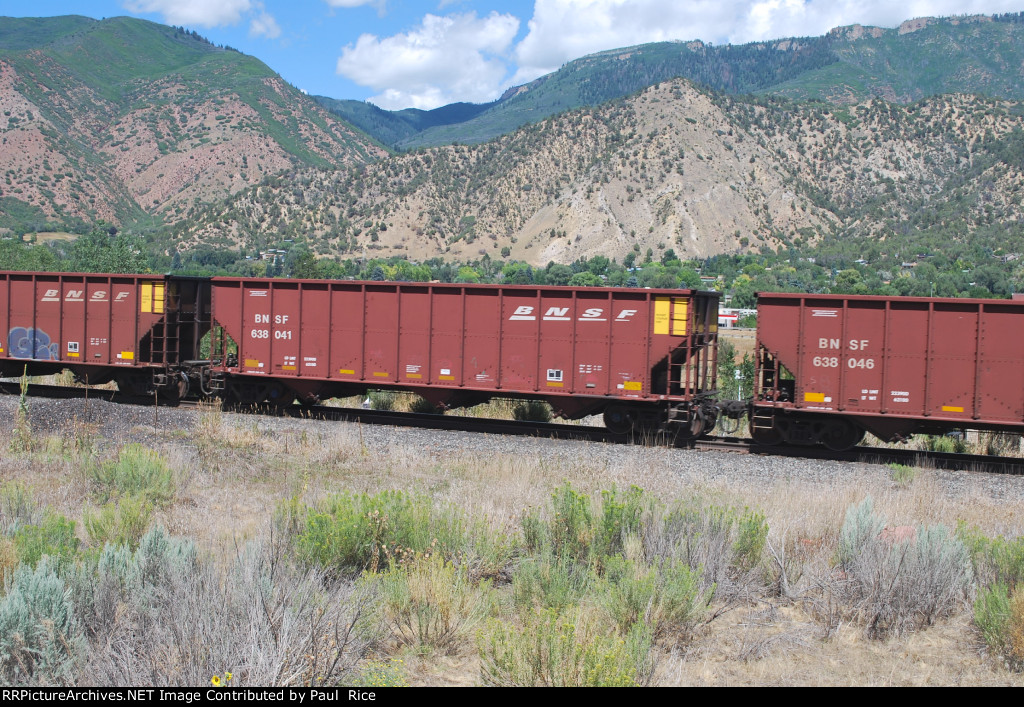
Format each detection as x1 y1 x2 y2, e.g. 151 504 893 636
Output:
1 397 1024 686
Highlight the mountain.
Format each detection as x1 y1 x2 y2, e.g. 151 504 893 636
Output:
348 14 1024 150
0 15 385 235
174 79 1024 267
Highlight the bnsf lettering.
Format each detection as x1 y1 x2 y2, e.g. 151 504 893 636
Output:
115 292 130 302
507 306 638 322
255 314 270 324
91 290 108 301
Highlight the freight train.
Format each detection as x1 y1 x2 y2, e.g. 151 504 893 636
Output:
2 271 1022 451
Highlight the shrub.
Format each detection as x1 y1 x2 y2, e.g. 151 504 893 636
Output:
70 530 379 686
958 524 1024 589
408 397 441 414
295 490 469 574
368 390 396 411
478 607 653 687
644 502 767 594
512 551 591 612
838 498 973 637
89 444 176 506
512 400 552 423
597 555 713 641
83 496 154 550
13 512 80 571
888 463 916 487
0 480 39 535
374 554 494 654
0 557 82 685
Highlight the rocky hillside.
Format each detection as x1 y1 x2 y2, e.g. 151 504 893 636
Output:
176 80 1024 265
0 16 385 235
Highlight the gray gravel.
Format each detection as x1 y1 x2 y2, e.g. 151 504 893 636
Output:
4 392 1024 508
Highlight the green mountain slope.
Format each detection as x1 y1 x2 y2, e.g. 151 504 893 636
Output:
0 15 384 235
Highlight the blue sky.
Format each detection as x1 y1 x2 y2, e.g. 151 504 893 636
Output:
2 1 1022 110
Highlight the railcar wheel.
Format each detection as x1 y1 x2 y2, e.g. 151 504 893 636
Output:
674 414 706 441
603 405 633 435
821 421 864 452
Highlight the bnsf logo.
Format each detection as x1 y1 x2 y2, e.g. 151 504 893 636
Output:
509 306 638 322
41 290 131 303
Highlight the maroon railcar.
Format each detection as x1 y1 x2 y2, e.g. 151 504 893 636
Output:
0 271 210 394
752 292 1024 449
209 278 720 436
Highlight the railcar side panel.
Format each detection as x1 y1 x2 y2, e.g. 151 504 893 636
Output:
210 279 719 408
977 304 1024 422
756 293 1024 437
0 272 168 373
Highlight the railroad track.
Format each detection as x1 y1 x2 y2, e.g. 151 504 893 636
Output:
4 381 1023 475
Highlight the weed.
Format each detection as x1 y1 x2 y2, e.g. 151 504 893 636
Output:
88 443 176 506
13 512 80 571
888 463 916 487
512 400 553 423
368 390 396 411
512 551 591 612
478 606 653 686
373 553 494 655
597 554 713 642
83 496 154 550
958 524 1024 589
349 658 410 687
0 480 39 535
295 490 469 574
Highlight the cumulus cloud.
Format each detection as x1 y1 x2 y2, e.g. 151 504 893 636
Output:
122 0 254 27
123 0 284 40
336 11 520 110
511 0 1024 85
250 11 282 39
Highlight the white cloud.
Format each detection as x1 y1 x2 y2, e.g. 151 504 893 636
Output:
122 0 254 27
323 0 388 13
336 11 520 110
123 0 283 39
250 11 282 39
511 0 1024 85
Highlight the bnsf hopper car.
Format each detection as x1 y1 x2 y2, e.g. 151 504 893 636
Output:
751 293 1024 450
208 278 721 438
0 271 212 396
0 272 720 439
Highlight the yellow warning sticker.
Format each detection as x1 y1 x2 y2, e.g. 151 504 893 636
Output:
339 369 355 375
439 375 455 381
282 365 296 371
623 381 642 391
407 373 422 379
120 351 135 361
244 359 260 368
804 392 825 403
546 381 564 388
140 283 152 313
653 297 670 335
373 372 389 378
941 405 964 413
